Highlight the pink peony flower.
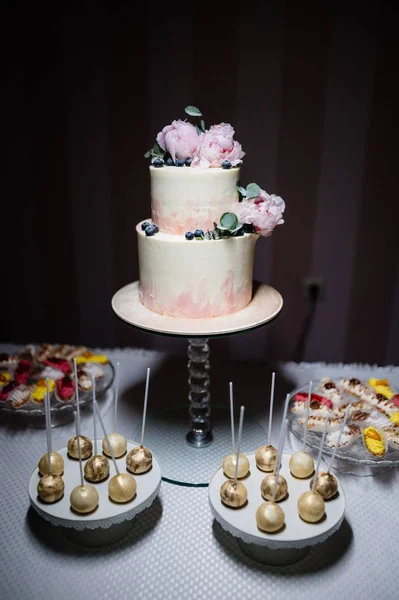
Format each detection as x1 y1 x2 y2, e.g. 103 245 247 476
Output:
234 190 285 236
191 123 245 168
156 120 201 162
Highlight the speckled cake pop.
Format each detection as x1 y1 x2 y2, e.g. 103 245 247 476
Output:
289 381 315 478
84 376 110 483
102 362 127 459
298 416 329 523
69 413 99 514
222 382 249 479
126 367 153 474
255 372 278 472
220 406 248 508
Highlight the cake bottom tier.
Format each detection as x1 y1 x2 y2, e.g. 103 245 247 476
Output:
136 221 259 318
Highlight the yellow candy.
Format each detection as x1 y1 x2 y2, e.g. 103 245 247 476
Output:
363 426 386 457
0 372 12 387
75 353 108 365
368 378 394 400
390 412 399 425
31 378 55 402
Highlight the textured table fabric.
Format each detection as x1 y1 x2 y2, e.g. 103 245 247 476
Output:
0 343 398 600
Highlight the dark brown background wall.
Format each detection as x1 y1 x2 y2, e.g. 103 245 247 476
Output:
1 1 399 365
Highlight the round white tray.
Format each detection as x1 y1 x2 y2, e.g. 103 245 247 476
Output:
209 452 345 564
29 440 161 545
111 280 283 337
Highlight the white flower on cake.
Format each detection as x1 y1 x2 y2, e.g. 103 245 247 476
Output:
156 120 200 162
234 189 285 237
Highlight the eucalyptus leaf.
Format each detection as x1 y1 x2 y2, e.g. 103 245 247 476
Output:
246 183 261 198
144 150 151 158
200 119 206 131
220 212 239 231
236 185 247 197
153 141 163 155
185 105 202 117
196 125 203 136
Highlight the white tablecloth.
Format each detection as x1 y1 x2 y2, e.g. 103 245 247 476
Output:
0 343 398 600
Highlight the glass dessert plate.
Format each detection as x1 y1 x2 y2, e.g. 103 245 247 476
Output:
288 382 399 473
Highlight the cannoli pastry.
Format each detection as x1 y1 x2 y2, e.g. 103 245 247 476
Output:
75 352 108 365
349 408 392 429
39 365 65 381
368 378 395 400
339 378 399 419
55 376 75 401
0 353 19 369
293 392 333 410
382 426 399 450
0 381 19 402
63 345 88 361
291 399 331 418
362 426 386 458
0 372 12 387
320 378 345 407
326 424 361 449
8 384 33 408
36 344 56 363
79 362 105 379
76 368 92 391
30 379 56 404
14 360 32 385
44 357 72 375
298 415 342 432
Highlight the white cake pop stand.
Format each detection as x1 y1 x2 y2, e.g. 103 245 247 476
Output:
111 280 283 486
208 452 346 566
28 440 162 547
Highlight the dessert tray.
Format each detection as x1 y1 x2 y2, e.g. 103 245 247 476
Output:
0 343 114 418
208 452 345 565
288 377 399 471
29 440 162 546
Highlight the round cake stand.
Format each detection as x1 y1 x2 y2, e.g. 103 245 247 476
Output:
111 280 283 485
29 440 162 547
209 453 346 566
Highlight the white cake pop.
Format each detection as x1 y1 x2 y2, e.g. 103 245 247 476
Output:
255 372 278 472
289 381 315 478
126 367 153 474
102 362 127 459
220 406 248 508
222 382 249 479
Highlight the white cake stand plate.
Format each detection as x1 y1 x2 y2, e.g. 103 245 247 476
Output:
29 440 162 547
208 453 346 566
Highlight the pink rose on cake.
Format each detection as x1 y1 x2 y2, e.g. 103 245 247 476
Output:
234 189 285 237
156 120 200 162
191 123 245 168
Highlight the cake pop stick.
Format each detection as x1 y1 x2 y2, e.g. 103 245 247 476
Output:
311 404 351 499
220 406 248 508
70 412 99 513
126 367 153 474
298 416 329 523
261 415 288 502
95 398 136 503
289 381 315 478
255 372 278 472
37 390 65 503
38 385 64 476
102 360 127 458
67 360 92 459
222 382 249 479
84 376 110 483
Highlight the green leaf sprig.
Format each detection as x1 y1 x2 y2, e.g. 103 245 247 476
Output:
214 212 244 237
144 141 165 160
185 106 206 134
236 182 261 202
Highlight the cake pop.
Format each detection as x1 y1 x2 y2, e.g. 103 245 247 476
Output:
84 376 110 483
220 406 248 508
102 362 127 459
289 381 315 478
260 394 290 502
222 382 249 479
69 413 99 514
310 404 351 499
95 397 136 503
255 372 278 472
256 419 288 533
38 381 64 476
37 390 64 503
298 416 329 523
67 359 93 460
126 368 153 474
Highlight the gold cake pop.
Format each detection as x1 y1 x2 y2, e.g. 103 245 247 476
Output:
309 471 338 500
84 377 110 482
256 501 285 533
38 473 64 503
260 473 288 502
102 362 127 458
222 382 249 479
220 406 248 508
290 381 315 478
109 472 137 503
68 435 92 459
255 372 278 472
38 452 64 477
70 484 99 513
126 367 153 475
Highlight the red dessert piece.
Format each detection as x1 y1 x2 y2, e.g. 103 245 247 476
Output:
56 376 75 401
0 381 19 402
293 392 333 410
45 357 72 375
392 394 399 408
14 360 32 385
